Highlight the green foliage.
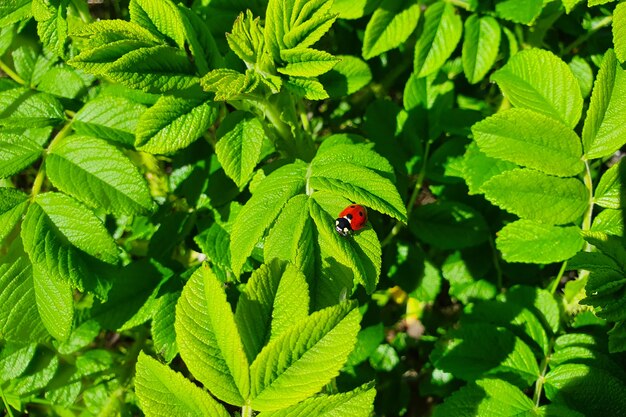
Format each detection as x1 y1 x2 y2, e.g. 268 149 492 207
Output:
1 0 626 416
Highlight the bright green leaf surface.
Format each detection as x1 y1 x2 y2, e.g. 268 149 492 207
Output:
135 94 218 154
215 111 266 187
492 49 583 128
481 169 588 225
0 87 64 128
362 0 420 60
594 160 624 209
230 161 307 277
495 0 543 24
278 48 339 77
581 49 626 159
413 2 462 78
175 265 249 405
135 352 230 417
0 131 42 178
32 265 74 341
471 108 584 177
613 2 626 62
496 220 584 263
249 302 360 410
0 188 28 244
462 15 500 84
319 55 372 97
46 135 153 216
235 262 309 363
462 142 517 195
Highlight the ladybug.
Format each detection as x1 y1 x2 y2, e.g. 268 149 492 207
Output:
335 204 368 237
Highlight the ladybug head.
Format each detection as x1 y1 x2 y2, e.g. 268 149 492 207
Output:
335 217 352 237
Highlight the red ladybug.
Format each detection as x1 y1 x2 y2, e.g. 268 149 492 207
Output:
335 204 368 237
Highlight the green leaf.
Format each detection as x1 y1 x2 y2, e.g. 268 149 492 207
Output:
505 285 561 335
481 169 588 225
569 56 594 99
0 0 32 26
563 0 583 13
257 383 376 417
594 160 624 209
614 2 626 62
310 192 382 295
0 343 37 383
332 0 380 19
135 352 230 417
28 192 118 264
249 302 360 411
591 208 624 236
581 49 626 159
471 108 584 177
0 188 28 244
46 135 154 216
235 262 309 363
215 111 266 187
73 96 146 146
200 68 260 101
0 88 64 128
544 364 626 416
0 130 42 178
36 67 87 99
443 252 496 304
129 0 186 48
495 0 543 24
32 0 69 57
409 201 489 249
32 264 74 341
175 265 249 405
462 142 517 195
433 323 540 388
319 55 372 97
151 291 179 363
285 77 329 100
0 242 49 342
135 94 218 154
582 231 626 271
362 0 420 60
230 161 307 277
278 48 339 77
69 44 198 94
314 137 395 181
265 195 315 279
462 15 500 84
608 321 626 353
433 379 536 417
227 10 265 65
491 49 583 129
413 2 462 78
309 162 407 223
496 220 584 264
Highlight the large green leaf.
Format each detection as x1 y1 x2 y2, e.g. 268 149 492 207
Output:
0 87 64 128
32 0 68 57
462 14 500 84
230 161 307 277
491 49 583 129
594 159 624 209
362 0 420 60
249 302 360 411
471 108 584 177
496 220 584 264
481 169 588 225
151 291 179 363
24 192 118 264
135 94 218 154
319 55 372 97
215 111 266 188
258 383 376 417
495 0 543 24
0 130 42 178
32 264 74 341
73 96 147 146
433 323 540 388
309 162 406 222
433 379 537 417
278 48 339 77
135 352 230 417
235 262 309 363
46 135 154 216
0 242 49 342
613 2 626 63
545 364 626 416
175 265 249 406
461 142 516 195
581 49 626 159
0 0 32 26
265 195 315 279
413 2 462 78
0 188 29 244
129 0 186 48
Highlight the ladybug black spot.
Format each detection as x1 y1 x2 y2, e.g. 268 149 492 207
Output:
350 205 355 208
346 213 353 220
358 211 363 216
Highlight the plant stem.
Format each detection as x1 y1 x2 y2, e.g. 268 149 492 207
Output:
549 260 568 295
0 384 15 417
488 236 503 290
581 159 595 253
561 15 613 56
0 60 26 86
533 337 555 406
31 118 74 199
241 405 254 417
